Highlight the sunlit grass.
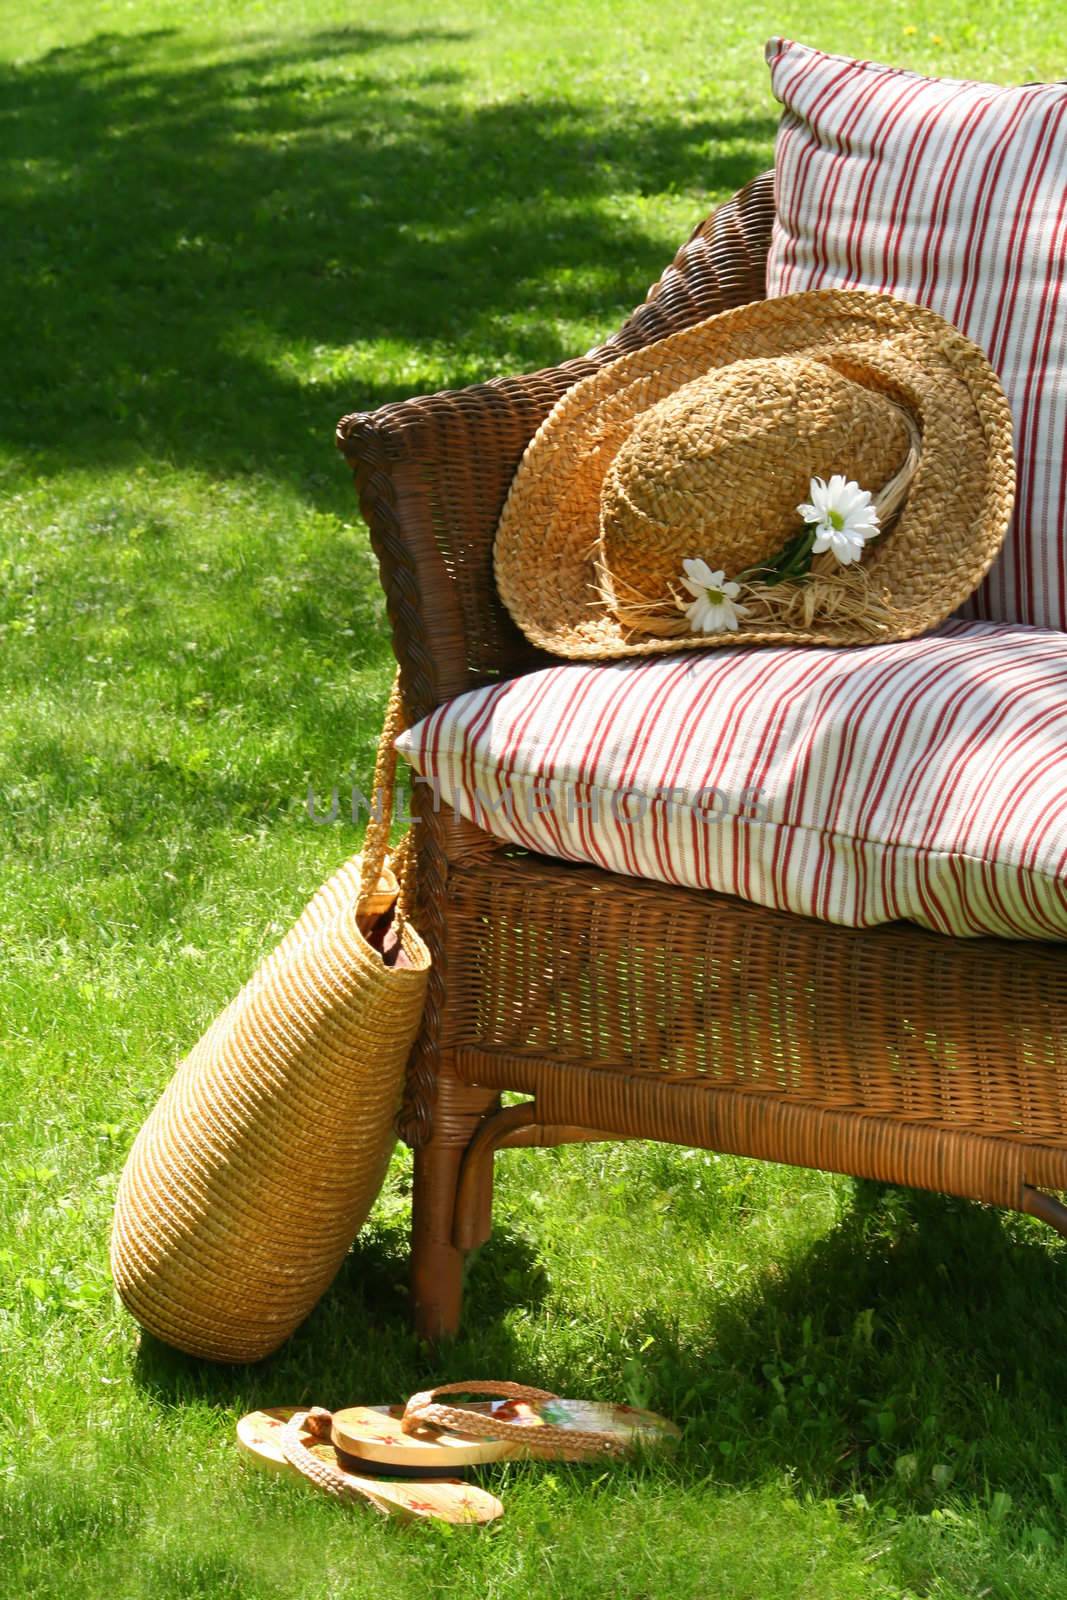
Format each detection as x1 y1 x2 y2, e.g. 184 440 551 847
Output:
3 3 1067 1596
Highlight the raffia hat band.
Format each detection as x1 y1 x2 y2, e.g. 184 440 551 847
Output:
599 362 925 643
494 289 1015 657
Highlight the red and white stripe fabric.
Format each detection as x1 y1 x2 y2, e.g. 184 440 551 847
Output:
396 622 1067 940
765 38 1067 631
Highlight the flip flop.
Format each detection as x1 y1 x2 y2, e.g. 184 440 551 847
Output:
236 1406 503 1525
331 1381 681 1469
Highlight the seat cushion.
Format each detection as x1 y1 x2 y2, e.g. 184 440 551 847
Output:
764 38 1067 632
396 622 1067 940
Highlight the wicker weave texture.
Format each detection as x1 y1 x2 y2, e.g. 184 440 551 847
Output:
111 857 429 1361
335 174 777 1154
336 172 778 721
111 685 431 1362
334 171 1065 1342
443 853 1067 1147
456 1051 1067 1210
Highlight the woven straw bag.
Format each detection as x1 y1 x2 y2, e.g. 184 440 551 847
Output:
110 679 430 1362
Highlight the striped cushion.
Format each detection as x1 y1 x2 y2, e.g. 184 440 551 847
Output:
765 39 1067 630
396 622 1067 941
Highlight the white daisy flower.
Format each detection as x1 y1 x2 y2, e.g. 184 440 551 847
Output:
797 474 880 567
680 559 749 633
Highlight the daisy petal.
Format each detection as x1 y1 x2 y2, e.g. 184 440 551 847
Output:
683 558 716 588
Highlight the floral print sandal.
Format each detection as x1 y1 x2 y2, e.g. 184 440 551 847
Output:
236 1406 504 1525
330 1381 681 1470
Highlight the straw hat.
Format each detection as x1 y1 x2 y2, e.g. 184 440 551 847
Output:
494 290 1015 656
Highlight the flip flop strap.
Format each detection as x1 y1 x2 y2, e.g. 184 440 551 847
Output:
280 1408 386 1513
402 1381 629 1459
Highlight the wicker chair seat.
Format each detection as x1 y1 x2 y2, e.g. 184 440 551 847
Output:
444 849 1067 1155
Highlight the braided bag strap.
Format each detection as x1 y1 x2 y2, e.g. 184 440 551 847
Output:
401 1381 629 1460
358 673 406 911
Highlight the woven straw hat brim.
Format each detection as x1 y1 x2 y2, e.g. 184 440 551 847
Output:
494 290 1015 657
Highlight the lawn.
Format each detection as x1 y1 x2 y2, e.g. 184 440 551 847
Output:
2 1 1067 1595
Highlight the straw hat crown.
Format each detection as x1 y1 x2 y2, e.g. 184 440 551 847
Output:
599 356 911 607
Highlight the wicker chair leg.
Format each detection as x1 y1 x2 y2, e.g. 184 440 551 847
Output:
411 1142 466 1340
410 1068 499 1340
453 1104 624 1251
1021 1185 1067 1240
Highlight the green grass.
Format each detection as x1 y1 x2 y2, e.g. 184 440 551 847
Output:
2 2 1067 1595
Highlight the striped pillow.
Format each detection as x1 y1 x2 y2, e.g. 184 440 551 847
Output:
396 621 1067 941
765 39 1067 630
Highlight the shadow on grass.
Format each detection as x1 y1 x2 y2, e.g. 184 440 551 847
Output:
132 1218 549 1412
1 24 773 497
625 1182 1067 1516
0 21 773 924
131 1176 1067 1528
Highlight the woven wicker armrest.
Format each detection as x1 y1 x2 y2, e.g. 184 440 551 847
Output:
336 171 775 721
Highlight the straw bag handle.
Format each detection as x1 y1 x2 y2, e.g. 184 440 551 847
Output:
358 672 416 925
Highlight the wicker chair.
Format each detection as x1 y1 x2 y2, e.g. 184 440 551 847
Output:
337 170 1067 1339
